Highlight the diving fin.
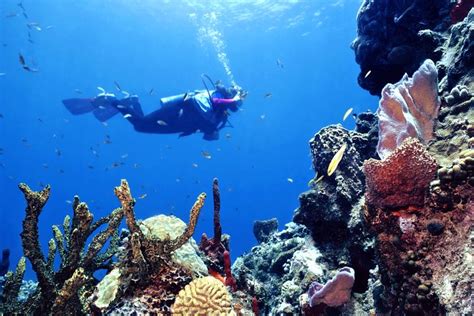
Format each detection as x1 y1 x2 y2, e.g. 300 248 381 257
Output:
62 98 96 115
93 106 119 122
62 96 120 122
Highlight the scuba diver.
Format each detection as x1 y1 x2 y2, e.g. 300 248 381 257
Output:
62 76 246 140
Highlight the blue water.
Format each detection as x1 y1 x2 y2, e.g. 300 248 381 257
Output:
0 0 376 279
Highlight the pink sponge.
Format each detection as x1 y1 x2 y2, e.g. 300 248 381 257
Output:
377 59 440 160
308 267 355 307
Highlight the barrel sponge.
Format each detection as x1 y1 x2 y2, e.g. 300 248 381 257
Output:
171 276 234 315
139 215 208 277
377 59 440 160
364 138 438 209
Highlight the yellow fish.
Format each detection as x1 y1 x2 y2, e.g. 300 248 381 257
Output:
327 144 347 176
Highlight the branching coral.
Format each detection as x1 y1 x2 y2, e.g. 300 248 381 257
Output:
200 178 229 274
0 183 123 315
92 180 207 313
376 59 440 160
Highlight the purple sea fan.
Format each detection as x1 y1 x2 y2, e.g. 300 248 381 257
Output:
308 267 355 307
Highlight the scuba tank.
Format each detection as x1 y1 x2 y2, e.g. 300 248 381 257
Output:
160 93 187 107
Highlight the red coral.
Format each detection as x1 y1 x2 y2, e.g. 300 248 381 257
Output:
364 138 438 210
223 250 237 292
252 297 259 316
450 0 474 24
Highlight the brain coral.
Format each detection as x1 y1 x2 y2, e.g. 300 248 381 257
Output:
171 276 233 315
139 215 208 277
377 59 440 160
364 138 438 209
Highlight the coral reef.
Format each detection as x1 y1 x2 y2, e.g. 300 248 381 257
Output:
293 120 376 292
253 218 278 244
352 0 452 95
431 84 474 166
233 222 323 315
363 143 473 314
376 59 440 159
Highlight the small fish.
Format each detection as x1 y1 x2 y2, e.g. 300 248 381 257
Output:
104 136 112 144
111 162 123 168
364 70 372 78
5 12 19 18
74 89 82 94
149 88 154 95
264 93 272 98
178 108 184 117
55 148 61 156
37 118 43 123
287 178 294 183
123 114 132 119
114 81 122 91
121 153 129 159
133 163 140 169
176 178 181 183
201 151 212 159
352 113 358 120
260 114 266 120
192 163 198 168
42 163 48 169
327 144 347 176
342 107 353 121
225 133 232 139
157 120 168 126
45 25 54 30
18 53 38 72
65 200 72 204
27 22 41 31
0 73 5 76
276 58 284 69
59 169 64 174
19 53 26 66
116 105 126 109
88 165 94 169
138 193 147 199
